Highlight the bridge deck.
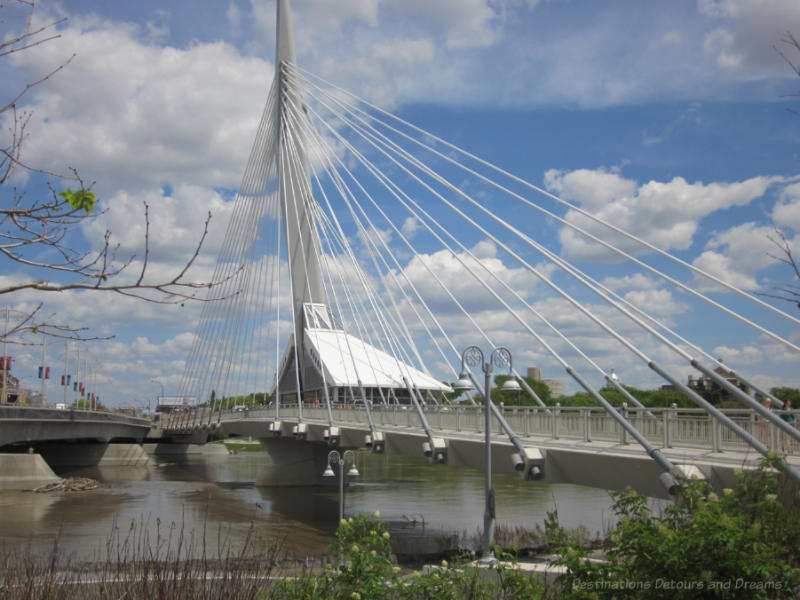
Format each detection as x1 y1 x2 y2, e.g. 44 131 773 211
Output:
187 404 800 498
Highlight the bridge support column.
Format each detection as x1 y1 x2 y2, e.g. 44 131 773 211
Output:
34 443 150 468
256 438 335 486
0 453 60 490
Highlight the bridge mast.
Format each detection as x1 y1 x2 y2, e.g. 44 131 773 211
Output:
275 0 326 399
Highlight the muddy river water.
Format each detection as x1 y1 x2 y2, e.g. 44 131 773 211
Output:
0 448 619 561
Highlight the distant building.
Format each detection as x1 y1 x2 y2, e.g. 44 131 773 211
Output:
602 368 621 390
527 367 564 398
687 360 749 405
0 357 28 405
26 391 46 407
156 396 198 413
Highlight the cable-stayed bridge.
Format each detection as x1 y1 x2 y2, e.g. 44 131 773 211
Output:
155 403 799 500
164 0 800 497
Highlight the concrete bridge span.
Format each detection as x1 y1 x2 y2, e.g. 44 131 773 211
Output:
206 404 800 499
0 406 152 488
0 406 150 448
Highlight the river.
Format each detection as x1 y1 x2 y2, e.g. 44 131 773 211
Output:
0 447 618 562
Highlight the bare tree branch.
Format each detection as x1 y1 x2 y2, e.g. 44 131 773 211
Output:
1 0 239 344
775 32 800 116
1 304 110 344
1 1 74 183
757 228 800 309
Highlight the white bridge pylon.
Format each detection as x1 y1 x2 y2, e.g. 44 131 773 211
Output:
175 0 800 491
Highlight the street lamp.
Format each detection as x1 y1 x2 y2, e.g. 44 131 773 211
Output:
150 378 164 414
454 345 519 563
323 449 360 522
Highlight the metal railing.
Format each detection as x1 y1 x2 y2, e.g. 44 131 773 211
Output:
213 403 799 455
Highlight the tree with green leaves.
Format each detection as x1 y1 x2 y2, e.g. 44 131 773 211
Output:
555 456 800 599
70 398 106 411
772 387 800 406
492 374 552 406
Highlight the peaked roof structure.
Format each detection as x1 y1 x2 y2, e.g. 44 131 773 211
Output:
304 328 450 392
273 302 451 397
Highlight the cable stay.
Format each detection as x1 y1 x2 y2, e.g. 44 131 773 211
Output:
173 36 799 492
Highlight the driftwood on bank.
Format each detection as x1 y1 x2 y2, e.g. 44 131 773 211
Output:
27 477 102 493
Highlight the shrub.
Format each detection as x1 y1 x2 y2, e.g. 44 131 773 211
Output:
554 456 800 599
273 512 545 599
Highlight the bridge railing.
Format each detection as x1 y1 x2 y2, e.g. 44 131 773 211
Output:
0 405 150 426
219 404 797 455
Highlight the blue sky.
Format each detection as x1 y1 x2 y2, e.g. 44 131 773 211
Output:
2 0 800 407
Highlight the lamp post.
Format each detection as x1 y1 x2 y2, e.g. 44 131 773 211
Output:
323 449 359 522
150 378 164 415
453 346 520 563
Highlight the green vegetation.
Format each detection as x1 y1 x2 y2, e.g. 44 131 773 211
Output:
272 512 544 599
59 188 96 213
70 398 108 410
555 456 800 599
490 376 697 409
772 387 800 406
488 378 800 411
199 392 273 410
3 461 798 598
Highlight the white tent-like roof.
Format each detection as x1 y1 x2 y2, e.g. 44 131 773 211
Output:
304 328 451 393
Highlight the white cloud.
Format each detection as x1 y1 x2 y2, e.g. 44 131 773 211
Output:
622 288 688 316
711 343 764 366
699 0 800 76
387 0 500 49
83 184 234 261
401 216 420 238
544 168 637 212
9 13 271 193
227 2 243 29
545 168 775 259
773 182 800 231
691 222 778 291
602 273 660 292
5 1 800 407
396 241 538 313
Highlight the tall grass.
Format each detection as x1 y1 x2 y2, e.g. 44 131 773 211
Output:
0 517 285 600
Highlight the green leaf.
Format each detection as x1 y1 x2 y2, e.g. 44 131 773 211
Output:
59 188 96 213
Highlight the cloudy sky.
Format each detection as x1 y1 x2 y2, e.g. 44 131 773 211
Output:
2 0 800 407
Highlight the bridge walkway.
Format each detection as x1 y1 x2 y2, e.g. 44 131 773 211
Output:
193 404 800 498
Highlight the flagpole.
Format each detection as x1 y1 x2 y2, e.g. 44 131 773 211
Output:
63 341 69 406
40 334 47 405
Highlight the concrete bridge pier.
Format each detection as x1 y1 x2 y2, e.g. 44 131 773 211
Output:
0 453 60 490
256 437 342 486
35 442 150 468
217 417 367 486
0 443 151 489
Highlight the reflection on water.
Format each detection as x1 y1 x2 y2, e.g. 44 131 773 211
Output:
0 449 616 561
